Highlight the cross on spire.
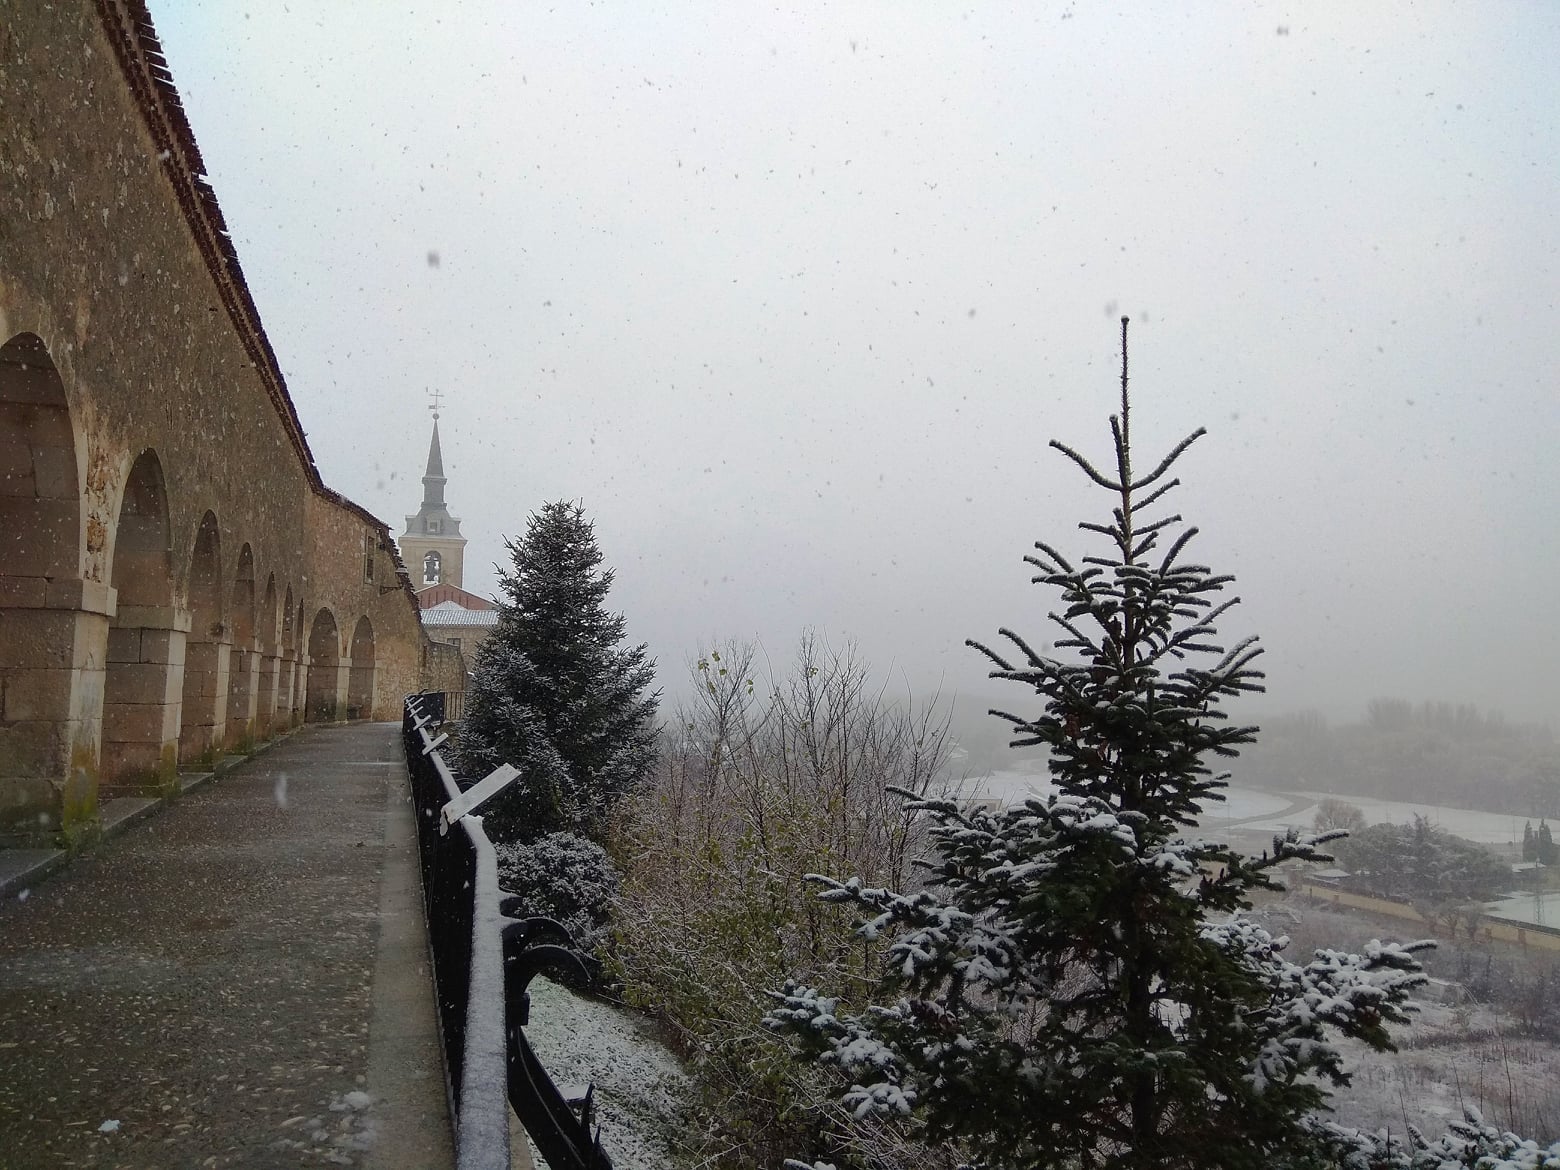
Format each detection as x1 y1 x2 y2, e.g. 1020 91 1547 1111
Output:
427 387 445 421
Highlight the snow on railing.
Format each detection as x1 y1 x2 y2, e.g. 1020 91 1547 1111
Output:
403 694 612 1170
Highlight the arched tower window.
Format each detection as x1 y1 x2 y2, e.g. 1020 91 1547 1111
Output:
423 550 442 585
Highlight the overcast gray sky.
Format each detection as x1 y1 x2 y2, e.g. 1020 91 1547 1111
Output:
151 1 1560 725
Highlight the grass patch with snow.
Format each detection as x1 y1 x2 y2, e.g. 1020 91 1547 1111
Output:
521 976 693 1169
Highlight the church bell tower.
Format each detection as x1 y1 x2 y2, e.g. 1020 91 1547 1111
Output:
399 405 467 591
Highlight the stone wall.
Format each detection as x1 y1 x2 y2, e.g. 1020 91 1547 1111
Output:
0 1 444 843
421 642 469 703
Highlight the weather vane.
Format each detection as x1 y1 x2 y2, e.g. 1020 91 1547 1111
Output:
427 388 445 422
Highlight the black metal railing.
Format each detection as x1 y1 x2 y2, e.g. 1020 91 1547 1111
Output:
403 695 612 1170
418 689 466 724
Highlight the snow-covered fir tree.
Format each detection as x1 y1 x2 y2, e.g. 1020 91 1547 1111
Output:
460 500 659 843
767 321 1433 1170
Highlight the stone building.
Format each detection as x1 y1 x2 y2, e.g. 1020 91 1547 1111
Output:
401 421 499 660
400 420 467 594
0 0 462 845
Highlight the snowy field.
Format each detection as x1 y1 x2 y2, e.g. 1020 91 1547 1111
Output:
958 767 1296 825
1482 891 1560 929
960 766 1533 846
1238 789 1534 847
1326 997 1560 1141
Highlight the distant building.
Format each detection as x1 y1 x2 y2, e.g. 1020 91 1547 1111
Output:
400 418 499 659
400 418 467 590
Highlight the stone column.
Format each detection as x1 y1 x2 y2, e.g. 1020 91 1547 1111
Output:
178 634 231 766
277 653 298 728
331 659 351 722
226 641 260 746
257 650 283 737
101 604 189 796
0 577 115 845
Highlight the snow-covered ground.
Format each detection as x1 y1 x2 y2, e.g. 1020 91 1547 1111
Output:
1238 789 1534 847
520 977 690 1170
959 766 1296 825
1323 989 1560 1141
1482 891 1560 929
960 764 1533 846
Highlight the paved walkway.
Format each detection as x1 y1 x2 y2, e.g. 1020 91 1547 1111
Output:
0 722 454 1169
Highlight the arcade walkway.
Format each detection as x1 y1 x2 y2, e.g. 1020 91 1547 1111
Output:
0 722 454 1169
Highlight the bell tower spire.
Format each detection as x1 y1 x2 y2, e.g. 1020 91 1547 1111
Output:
400 391 466 590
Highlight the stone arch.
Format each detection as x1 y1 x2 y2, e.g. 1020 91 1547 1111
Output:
347 615 375 719
102 450 183 791
292 596 308 719
0 333 104 842
225 544 258 745
279 585 299 726
107 452 172 606
305 607 342 722
178 511 228 764
0 333 80 580
282 586 296 654
256 573 279 735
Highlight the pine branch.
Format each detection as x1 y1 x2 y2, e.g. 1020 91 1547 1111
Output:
1031 539 1078 575
1129 428 1206 491
1135 476 1182 513
1049 439 1124 491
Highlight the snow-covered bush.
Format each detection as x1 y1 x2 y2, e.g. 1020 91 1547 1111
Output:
495 831 619 954
766 323 1436 1170
1317 1109 1560 1169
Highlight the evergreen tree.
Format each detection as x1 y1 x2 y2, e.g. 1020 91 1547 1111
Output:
767 321 1429 1170
1523 821 1536 863
460 500 659 842
1539 819 1557 867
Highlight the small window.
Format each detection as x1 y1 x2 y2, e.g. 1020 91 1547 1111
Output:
423 550 442 585
427 518 441 534
449 637 462 650
363 529 376 582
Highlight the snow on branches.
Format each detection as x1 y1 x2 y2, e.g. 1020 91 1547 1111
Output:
1318 1110 1560 1170
764 322 1440 1170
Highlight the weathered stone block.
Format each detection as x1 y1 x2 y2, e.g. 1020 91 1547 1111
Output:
139 629 187 669
115 606 191 633
0 609 84 668
0 497 76 575
0 774 62 842
106 625 142 663
30 443 76 500
0 432 35 481
0 716 70 774
99 739 165 782
47 577 115 616
101 701 173 744
2 667 77 721
103 661 173 705
0 576 48 609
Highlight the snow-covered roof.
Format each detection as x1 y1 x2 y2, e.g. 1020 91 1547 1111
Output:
1311 868 1351 881
421 600 500 628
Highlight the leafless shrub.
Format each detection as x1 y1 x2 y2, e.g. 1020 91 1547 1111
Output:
608 634 958 1169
